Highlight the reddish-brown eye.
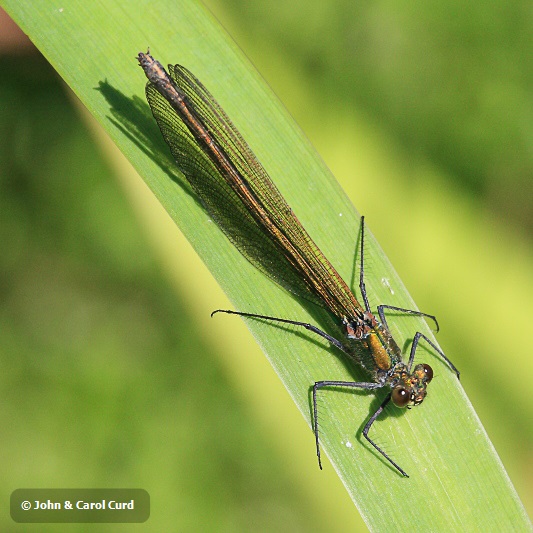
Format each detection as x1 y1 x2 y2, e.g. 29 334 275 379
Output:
422 364 434 383
391 387 410 407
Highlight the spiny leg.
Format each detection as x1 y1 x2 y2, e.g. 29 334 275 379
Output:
408 332 460 378
358 216 372 313
377 304 439 333
376 305 459 378
362 393 409 477
313 380 383 469
211 309 347 353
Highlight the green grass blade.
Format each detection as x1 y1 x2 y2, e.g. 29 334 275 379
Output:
3 0 530 530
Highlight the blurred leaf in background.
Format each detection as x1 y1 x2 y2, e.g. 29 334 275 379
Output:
210 0 532 230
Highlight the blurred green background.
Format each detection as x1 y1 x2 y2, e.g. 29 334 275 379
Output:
0 0 531 530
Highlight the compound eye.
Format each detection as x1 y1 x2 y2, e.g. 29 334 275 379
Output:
391 387 410 408
422 364 434 383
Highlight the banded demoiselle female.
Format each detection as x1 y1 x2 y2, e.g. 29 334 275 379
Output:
138 52 460 477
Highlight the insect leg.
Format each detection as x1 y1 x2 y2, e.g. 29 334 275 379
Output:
211 309 348 353
313 380 383 469
362 393 409 477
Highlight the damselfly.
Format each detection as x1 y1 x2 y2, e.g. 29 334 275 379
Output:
137 51 460 477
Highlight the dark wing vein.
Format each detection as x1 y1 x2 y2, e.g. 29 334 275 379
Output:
146 83 318 305
146 63 363 320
